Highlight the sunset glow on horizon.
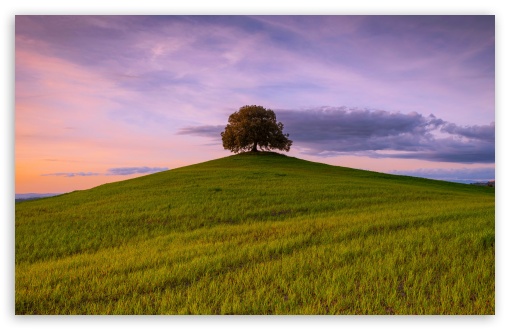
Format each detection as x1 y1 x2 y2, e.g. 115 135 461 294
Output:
15 15 495 194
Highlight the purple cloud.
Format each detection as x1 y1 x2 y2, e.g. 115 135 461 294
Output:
177 125 224 137
440 122 495 142
106 167 169 176
179 107 495 164
16 15 494 194
41 172 100 177
41 167 169 178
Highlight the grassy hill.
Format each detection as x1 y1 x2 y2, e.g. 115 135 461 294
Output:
15 152 495 314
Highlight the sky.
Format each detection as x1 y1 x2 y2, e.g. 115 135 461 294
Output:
15 15 495 193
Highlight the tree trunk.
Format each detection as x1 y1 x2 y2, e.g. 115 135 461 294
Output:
251 142 258 152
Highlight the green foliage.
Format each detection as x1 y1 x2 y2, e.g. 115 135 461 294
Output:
15 152 494 314
221 105 292 153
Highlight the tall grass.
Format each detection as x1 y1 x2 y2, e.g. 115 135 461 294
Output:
15 152 494 314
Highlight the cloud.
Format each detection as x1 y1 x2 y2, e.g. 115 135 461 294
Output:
105 167 169 176
42 167 168 178
16 16 494 193
41 172 100 177
440 122 495 142
391 167 495 184
177 125 224 137
379 139 494 163
178 107 495 164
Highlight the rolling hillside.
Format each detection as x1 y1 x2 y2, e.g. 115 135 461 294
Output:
15 152 495 314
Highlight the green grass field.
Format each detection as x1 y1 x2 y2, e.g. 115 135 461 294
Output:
15 152 495 314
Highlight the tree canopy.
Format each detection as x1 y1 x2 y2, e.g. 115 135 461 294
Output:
221 105 293 153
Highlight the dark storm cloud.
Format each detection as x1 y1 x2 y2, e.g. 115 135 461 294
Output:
106 167 169 176
178 107 494 164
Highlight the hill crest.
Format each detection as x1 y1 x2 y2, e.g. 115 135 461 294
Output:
15 151 495 314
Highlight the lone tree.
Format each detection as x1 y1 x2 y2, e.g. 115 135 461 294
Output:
221 105 293 153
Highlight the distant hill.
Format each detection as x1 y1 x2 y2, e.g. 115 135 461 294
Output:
15 193 62 203
15 152 495 315
15 192 62 200
470 180 495 187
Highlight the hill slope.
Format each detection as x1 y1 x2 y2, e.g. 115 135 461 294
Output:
15 152 495 314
